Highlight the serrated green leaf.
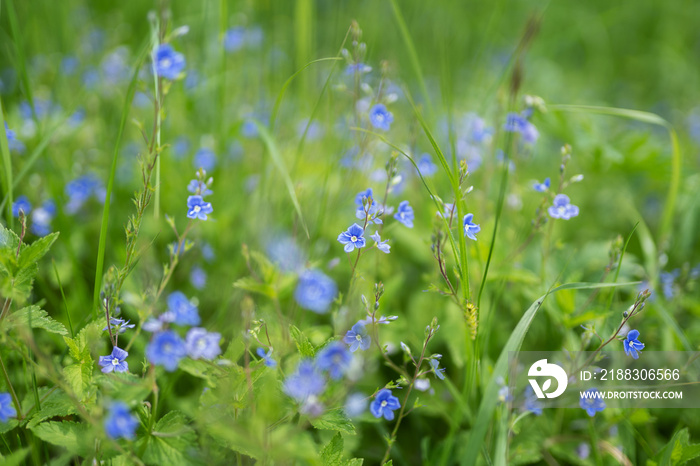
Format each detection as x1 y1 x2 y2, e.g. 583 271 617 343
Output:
321 432 345 465
656 427 700 465
0 448 29 466
7 305 67 335
30 421 92 456
98 371 152 403
310 410 355 435
290 325 315 358
138 411 197 465
18 232 59 269
26 390 78 429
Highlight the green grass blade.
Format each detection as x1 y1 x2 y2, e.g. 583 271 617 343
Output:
269 57 341 131
254 120 309 239
461 281 639 465
549 104 681 248
388 0 432 117
0 98 14 228
6 0 35 124
92 42 149 313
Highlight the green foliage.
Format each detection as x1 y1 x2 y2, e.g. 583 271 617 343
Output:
653 428 700 466
137 411 197 465
311 410 356 435
290 324 316 358
6 305 67 335
321 433 364 466
30 421 93 457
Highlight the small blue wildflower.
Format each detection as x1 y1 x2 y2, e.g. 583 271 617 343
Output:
548 194 579 220
533 177 550 192
241 118 258 138
82 68 99 88
660 269 680 300
315 342 352 380
194 148 217 172
523 386 543 416
576 443 591 460
190 266 207 290
98 346 129 373
344 322 371 352
369 104 394 131
65 175 105 214
187 195 213 220
185 327 221 360
201 242 215 262
187 179 213 197
417 154 438 176
267 235 305 273
354 188 383 224
61 56 79 75
354 188 373 209
283 360 326 402
463 213 481 241
370 231 391 254
498 385 512 403
579 388 606 417
12 195 31 218
173 136 190 160
294 270 337 314
337 223 366 252
102 48 131 85
623 329 645 359
363 315 398 326
504 112 539 144
104 401 138 440
154 44 186 80
345 63 372 76
68 108 85 128
167 291 200 326
0 392 17 423
256 347 277 368
344 393 368 418
103 318 135 335
393 200 414 228
429 356 446 380
370 389 401 421
146 330 187 372
142 312 173 333
223 27 246 52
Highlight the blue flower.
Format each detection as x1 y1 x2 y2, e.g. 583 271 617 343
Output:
12 195 31 218
429 356 446 380
337 223 366 253
393 200 414 228
294 270 337 314
0 392 17 423
65 175 105 214
354 188 374 209
104 401 138 440
187 195 213 220
315 342 352 380
61 56 79 75
548 194 579 220
223 27 246 52
580 388 606 417
498 385 512 403
370 232 391 254
370 389 401 421
187 179 213 197
344 322 371 352
267 235 305 273
345 63 372 76
103 318 136 335
533 177 550 192
167 291 200 326
256 347 277 368
417 154 438 176
283 360 326 402
185 327 221 360
190 266 207 290
660 269 680 300
98 347 129 373
154 44 186 80
194 148 217 172
344 393 368 418
463 213 481 241
576 443 591 460
623 329 645 359
369 104 394 131
504 112 538 144
146 330 187 372
523 386 543 416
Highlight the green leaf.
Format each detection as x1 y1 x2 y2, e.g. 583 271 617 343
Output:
310 410 356 435
0 448 29 466
97 371 152 404
461 282 639 465
6 305 67 335
139 411 197 465
26 390 78 429
18 232 59 269
656 428 700 466
233 276 276 299
63 364 93 403
290 325 315 358
321 432 345 465
30 421 92 456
